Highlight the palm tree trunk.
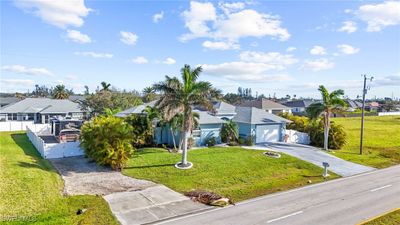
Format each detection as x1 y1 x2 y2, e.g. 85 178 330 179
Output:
323 111 330 150
181 130 190 165
170 128 177 150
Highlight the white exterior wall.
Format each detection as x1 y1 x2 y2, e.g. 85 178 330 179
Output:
285 129 310 144
378 111 400 116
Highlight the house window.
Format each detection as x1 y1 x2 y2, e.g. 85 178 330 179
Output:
192 130 201 138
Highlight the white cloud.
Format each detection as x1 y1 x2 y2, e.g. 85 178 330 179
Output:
286 47 296 52
337 44 360 55
14 0 91 28
224 74 292 83
1 65 54 76
65 75 78 80
372 75 400 87
162 57 176 65
74 51 113 58
120 31 138 45
310 46 327 55
301 58 334 71
356 1 400 32
202 40 239 50
66 30 91 43
181 1 217 41
219 2 246 14
239 51 298 69
132 56 149 64
338 21 358 33
180 1 290 45
0 78 35 86
153 11 164 23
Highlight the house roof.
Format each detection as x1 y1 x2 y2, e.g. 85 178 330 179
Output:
0 98 82 114
240 98 290 110
69 95 86 102
194 110 226 124
233 106 291 124
346 99 363 108
283 99 315 108
0 97 21 107
368 102 380 107
212 101 236 115
115 101 156 117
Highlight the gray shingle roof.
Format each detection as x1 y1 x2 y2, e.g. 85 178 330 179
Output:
240 98 290 110
0 97 21 107
194 110 226 124
212 101 236 115
283 100 315 108
115 101 156 117
0 98 82 114
233 106 291 124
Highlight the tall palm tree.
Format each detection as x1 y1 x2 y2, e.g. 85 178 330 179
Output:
168 112 199 151
52 85 70 99
153 64 216 169
142 86 157 102
100 82 111 91
307 85 346 150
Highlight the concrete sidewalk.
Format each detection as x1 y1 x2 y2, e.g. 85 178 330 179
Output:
104 185 210 225
243 143 375 177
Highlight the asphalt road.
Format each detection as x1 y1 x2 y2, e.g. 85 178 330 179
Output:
155 165 400 225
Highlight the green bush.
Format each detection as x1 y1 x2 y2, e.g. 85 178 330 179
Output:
124 114 154 147
80 116 134 170
220 120 239 143
245 135 255 146
205 137 216 147
238 137 245 145
308 120 346 150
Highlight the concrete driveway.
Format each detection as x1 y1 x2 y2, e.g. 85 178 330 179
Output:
50 156 210 225
244 143 375 177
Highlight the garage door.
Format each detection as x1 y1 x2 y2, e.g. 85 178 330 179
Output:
255 125 280 143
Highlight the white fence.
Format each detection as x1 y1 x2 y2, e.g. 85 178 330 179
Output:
378 111 400 116
26 127 84 159
0 121 50 132
285 129 310 145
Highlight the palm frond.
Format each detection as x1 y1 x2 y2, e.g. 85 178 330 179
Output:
306 102 325 120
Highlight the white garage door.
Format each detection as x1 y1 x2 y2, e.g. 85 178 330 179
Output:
256 125 280 143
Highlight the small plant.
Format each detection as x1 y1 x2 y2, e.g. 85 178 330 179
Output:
245 135 255 146
205 137 216 147
228 141 239 146
238 137 245 145
187 137 195 149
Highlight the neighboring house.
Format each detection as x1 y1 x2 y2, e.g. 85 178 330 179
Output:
233 107 291 143
69 95 86 103
239 98 292 115
211 101 237 120
116 102 226 147
345 99 362 111
366 101 379 112
283 100 315 114
0 97 21 108
0 98 85 123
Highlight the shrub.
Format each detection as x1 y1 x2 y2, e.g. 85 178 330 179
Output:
245 135 255 146
187 137 195 149
205 137 216 147
124 114 154 147
80 116 134 170
309 120 346 149
238 137 245 145
220 120 239 143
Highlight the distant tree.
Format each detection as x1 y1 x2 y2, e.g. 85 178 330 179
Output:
142 86 157 102
84 85 90 95
100 82 111 91
32 84 51 97
306 85 347 150
52 85 70 99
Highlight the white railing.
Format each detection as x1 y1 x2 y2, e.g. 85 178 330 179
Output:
26 127 84 159
378 111 400 116
285 129 310 145
0 121 50 132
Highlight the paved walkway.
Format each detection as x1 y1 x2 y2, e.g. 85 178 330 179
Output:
243 143 375 177
50 156 210 224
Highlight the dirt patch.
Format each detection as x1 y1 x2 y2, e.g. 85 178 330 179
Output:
50 156 156 195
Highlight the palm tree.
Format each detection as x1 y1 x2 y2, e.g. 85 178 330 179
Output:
168 112 199 151
52 85 70 99
306 85 346 150
220 120 239 143
100 82 111 91
153 64 215 169
142 86 157 102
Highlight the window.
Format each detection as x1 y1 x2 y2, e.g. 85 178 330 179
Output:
192 130 201 138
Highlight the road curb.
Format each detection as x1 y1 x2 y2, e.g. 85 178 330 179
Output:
356 208 399 225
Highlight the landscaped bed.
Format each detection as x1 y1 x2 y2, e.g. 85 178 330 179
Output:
332 116 400 168
123 147 339 202
0 132 118 225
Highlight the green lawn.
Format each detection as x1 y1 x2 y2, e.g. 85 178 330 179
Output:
332 116 400 168
123 147 338 202
362 209 400 225
0 132 118 225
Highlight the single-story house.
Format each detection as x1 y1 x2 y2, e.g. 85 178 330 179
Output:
345 99 362 111
233 106 291 143
283 99 315 114
239 98 292 115
116 102 226 147
366 101 379 112
0 97 21 108
0 98 85 123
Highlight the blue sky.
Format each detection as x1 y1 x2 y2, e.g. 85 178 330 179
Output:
1 0 399 99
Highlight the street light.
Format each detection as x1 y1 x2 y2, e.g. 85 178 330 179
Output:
360 74 373 155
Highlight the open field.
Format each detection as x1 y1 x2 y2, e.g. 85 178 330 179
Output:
123 147 338 202
332 116 400 168
0 132 118 225
361 209 400 225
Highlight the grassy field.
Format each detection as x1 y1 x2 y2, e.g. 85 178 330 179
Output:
123 147 338 202
361 209 400 225
0 132 118 225
332 116 400 168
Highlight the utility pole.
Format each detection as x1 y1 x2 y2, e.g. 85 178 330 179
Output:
360 74 373 155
